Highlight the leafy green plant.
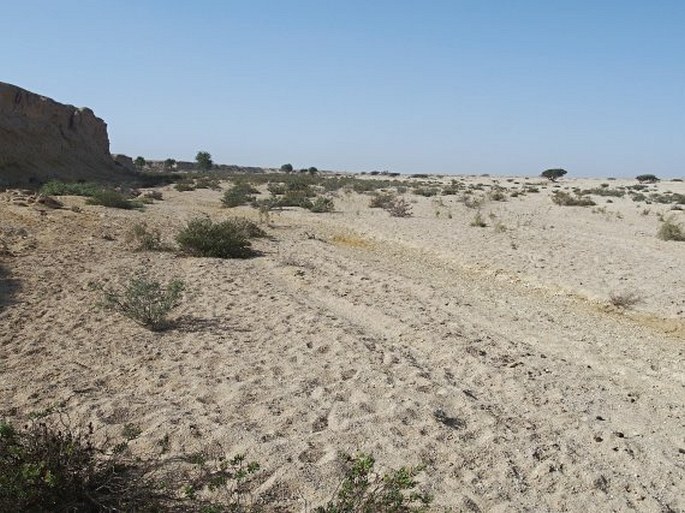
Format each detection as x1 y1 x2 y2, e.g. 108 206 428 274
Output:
176 217 263 258
315 453 431 513
657 216 685 241
0 420 156 513
96 274 185 330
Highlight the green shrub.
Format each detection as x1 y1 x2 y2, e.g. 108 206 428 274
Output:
412 187 439 197
657 216 685 241
96 274 184 330
175 181 196 192
86 189 140 209
309 196 335 213
315 453 431 513
551 191 596 207
39 180 101 197
0 420 155 513
221 183 259 207
275 190 314 209
176 217 262 258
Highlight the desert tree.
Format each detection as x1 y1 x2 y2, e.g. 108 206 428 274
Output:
541 168 568 181
163 158 176 171
195 151 213 171
134 156 146 169
280 163 293 173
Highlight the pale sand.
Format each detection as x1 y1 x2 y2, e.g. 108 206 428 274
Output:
1 176 683 511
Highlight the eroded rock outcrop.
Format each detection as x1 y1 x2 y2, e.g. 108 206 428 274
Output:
0 82 130 186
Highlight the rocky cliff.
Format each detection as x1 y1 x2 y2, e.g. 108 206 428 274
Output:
0 82 129 186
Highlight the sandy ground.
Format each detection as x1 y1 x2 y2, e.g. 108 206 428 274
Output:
1 176 683 512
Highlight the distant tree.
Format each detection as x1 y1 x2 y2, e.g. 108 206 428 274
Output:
195 151 213 171
134 156 146 169
541 168 568 181
163 158 176 171
636 174 659 183
308 167 318 175
280 163 293 173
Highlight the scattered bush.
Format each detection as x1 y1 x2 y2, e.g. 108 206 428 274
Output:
551 191 595 207
315 453 431 513
142 190 163 201
581 187 625 198
86 189 140 209
0 420 157 513
488 189 507 202
95 274 184 331
369 192 397 209
309 196 335 213
609 291 642 309
657 216 685 241
636 174 659 183
412 187 439 197
470 212 487 227
221 183 259 208
274 190 314 209
176 217 262 258
194 176 221 190
386 198 413 218
175 181 196 192
125 222 168 252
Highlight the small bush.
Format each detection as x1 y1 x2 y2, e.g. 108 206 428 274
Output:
551 191 595 207
176 217 262 258
386 198 413 218
274 190 314 209
315 453 431 513
412 187 439 197
175 181 196 192
309 196 335 213
142 190 163 201
0 420 155 513
125 222 168 252
96 274 184 331
657 216 685 241
369 192 397 209
221 183 259 208
87 190 139 209
470 212 487 227
609 291 642 309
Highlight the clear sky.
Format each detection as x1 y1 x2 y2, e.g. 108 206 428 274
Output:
3 1 684 177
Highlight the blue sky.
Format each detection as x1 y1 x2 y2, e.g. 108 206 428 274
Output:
3 1 684 176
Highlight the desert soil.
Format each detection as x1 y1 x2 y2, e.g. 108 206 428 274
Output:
1 176 683 512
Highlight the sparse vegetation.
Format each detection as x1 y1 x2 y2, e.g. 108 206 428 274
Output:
609 291 642 309
657 216 685 241
316 453 431 513
95 273 184 331
39 180 101 197
221 183 259 208
309 196 335 213
125 222 168 252
386 197 413 218
86 189 141 209
176 217 263 258
551 191 596 207
470 211 487 227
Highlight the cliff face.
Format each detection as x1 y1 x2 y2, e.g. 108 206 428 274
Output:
0 82 128 186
